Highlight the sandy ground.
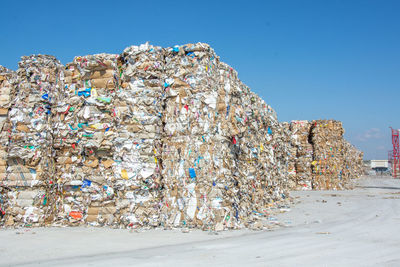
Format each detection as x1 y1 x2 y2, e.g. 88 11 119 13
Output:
1 175 400 267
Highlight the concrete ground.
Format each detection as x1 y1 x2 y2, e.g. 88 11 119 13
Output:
1 175 400 267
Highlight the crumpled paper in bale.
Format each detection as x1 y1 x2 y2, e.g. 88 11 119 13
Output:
115 43 164 228
4 55 64 226
52 53 119 226
310 120 348 190
288 120 313 190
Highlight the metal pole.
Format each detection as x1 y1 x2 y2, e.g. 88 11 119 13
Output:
390 127 400 178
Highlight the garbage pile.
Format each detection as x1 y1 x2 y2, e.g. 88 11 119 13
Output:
0 43 364 229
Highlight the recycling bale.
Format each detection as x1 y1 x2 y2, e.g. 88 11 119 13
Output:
0 66 17 226
310 120 346 190
342 140 364 182
161 43 240 230
234 85 291 228
5 55 63 226
52 54 118 226
115 43 164 228
289 120 313 190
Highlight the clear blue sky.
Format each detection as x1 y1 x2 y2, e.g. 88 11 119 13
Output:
1 0 399 160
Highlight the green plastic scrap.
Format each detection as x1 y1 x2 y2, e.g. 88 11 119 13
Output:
78 122 88 128
97 97 112 103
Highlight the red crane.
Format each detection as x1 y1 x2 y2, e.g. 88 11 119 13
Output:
390 127 400 178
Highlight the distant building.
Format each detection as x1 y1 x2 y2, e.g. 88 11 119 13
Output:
370 160 389 175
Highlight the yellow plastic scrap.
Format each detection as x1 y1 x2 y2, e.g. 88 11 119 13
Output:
91 88 98 98
121 169 129 180
90 123 102 129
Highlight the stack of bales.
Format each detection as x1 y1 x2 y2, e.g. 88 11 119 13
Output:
234 83 290 227
310 120 346 190
161 43 290 230
0 67 15 183
161 43 240 229
217 63 255 229
281 122 298 189
53 54 118 225
115 44 164 228
274 122 292 195
272 123 291 198
289 120 313 190
5 55 63 226
0 66 16 226
342 141 364 181
0 43 366 229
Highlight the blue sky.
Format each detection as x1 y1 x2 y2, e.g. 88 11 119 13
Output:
1 0 399 160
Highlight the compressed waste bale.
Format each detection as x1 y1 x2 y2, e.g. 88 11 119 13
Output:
52 54 118 226
115 43 164 228
342 140 364 182
281 122 297 189
310 120 346 190
5 55 64 226
0 67 16 182
0 66 16 114
234 83 290 228
161 43 239 229
0 66 17 226
289 120 313 190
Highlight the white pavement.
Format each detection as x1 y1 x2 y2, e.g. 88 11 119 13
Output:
1 175 400 267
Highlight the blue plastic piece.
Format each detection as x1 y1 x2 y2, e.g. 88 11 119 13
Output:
82 179 92 188
189 168 196 179
77 88 91 97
